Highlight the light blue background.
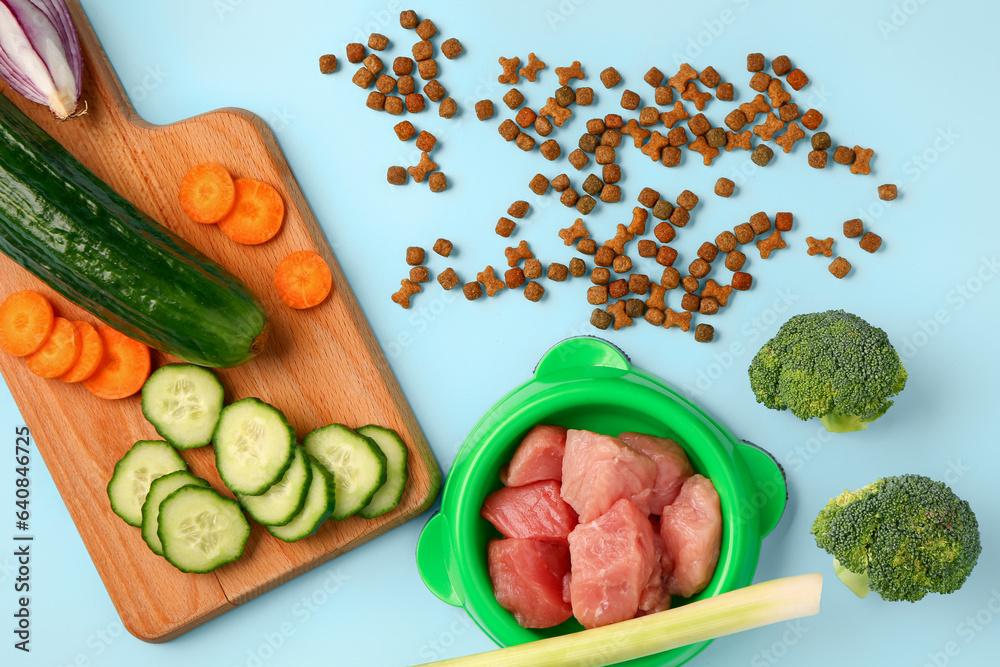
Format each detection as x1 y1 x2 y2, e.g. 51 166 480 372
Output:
2 0 998 665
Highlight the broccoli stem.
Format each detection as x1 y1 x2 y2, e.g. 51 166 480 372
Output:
819 413 870 433
833 557 872 598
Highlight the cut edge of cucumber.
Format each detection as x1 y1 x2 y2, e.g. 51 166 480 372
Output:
141 363 225 450
158 485 250 574
266 455 335 543
213 397 295 496
303 424 387 521
356 425 409 519
107 440 188 527
237 446 312 526
140 471 211 556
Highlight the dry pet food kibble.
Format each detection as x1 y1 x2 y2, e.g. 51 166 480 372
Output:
520 53 546 82
400 9 419 28
555 60 585 86
439 97 457 118
681 293 701 312
715 177 735 197
475 99 495 120
620 89 640 110
806 236 834 257
524 282 545 302
394 57 414 75
376 74 396 95
576 87 594 105
833 145 855 165
694 323 715 343
508 200 529 219
498 119 519 141
503 88 524 110
366 91 386 111
505 267 525 289
677 189 699 210
786 68 809 91
387 166 407 185
749 71 771 92
547 263 569 281
751 144 774 166
407 152 437 182
749 212 771 235
699 65 721 88
726 250 747 271
406 246 425 265
878 184 898 201
524 259 542 280
576 195 596 215
428 172 447 192
701 279 732 307
569 257 586 277
438 268 460 290
851 145 874 175
697 241 719 262
663 308 692 332
612 255 633 275
409 266 429 283
477 266 506 296
588 285 609 305
353 67 375 88
843 218 864 238
668 63 698 93
516 107 537 128
441 38 463 59
346 43 365 63
555 86 576 107
808 150 827 169
829 256 851 279
860 232 882 253
433 238 453 257
715 231 738 253
398 75 415 95
406 90 426 111
689 258 711 279
568 149 589 170
391 279 421 309
756 230 786 259
590 308 613 330
775 123 805 153
716 82 734 100
416 131 436 152
417 59 438 80
699 296 720 315
319 54 337 74
747 53 765 72
504 240 533 266
801 108 823 130
416 18 436 39
368 33 389 50
607 299 632 329
731 271 753 291
688 136 719 166
463 281 482 301
811 131 831 151
529 173 550 195
384 96 404 115
495 217 516 238
778 103 799 122
775 212 794 232
363 54 384 75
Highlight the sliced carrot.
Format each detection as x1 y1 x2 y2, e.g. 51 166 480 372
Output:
82 326 151 400
59 321 105 383
25 317 82 378
217 178 285 245
0 290 55 357
178 162 236 224
274 250 333 309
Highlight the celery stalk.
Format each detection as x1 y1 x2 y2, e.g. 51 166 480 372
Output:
415 574 823 667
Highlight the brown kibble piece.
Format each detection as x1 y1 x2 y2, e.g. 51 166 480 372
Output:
561 188 579 208
594 245 615 267
600 184 621 203
663 308 692 332
595 145 616 165
432 238 453 257
801 109 823 130
637 239 658 258
786 68 808 91
753 112 784 141
670 207 690 227
706 127 726 148
363 54 384 75
540 139 561 161
438 97 457 120
590 308 613 330
568 148 590 170
417 59 438 80
756 230 786 259
716 82 734 101
689 258 711 280
698 242 719 262
600 67 622 88
463 281 482 301
645 284 667 310
414 17 436 39
391 279 421 309
652 198 674 221
659 101 690 129
416 131 436 152
778 103 800 123
655 86 674 106
409 266 429 283
387 165 407 185
576 195 596 215
775 123 805 153
715 231 738 253
505 267 525 289
555 86 576 107
668 63 698 93
555 60 585 86
368 33 389 51
495 217 516 238
576 87 594 106
529 173 550 195
726 250 746 271
699 66 720 88
772 55 792 76
376 74 396 95
540 97 573 126
860 232 882 253
878 184 898 201
587 285 609 305
806 237 834 257
681 293 701 312
475 99 494 120
608 279 629 299
749 212 771 235
740 94 770 123
547 263 569 281
612 255 633 275
731 271 753 291
508 201 530 219
833 146 855 165
620 89 640 111
441 38 463 59
516 106 538 128
606 300 633 330
524 282 545 302
661 267 681 290
688 113 711 136
353 67 375 89
570 257 586 277
601 129 622 147
400 10 418 29
603 164 622 184
688 135 719 166
767 78 791 108
725 130 753 152
523 258 542 279
725 109 748 132
520 53 546 82
715 178 735 198
407 152 437 182
366 91 386 111
654 221 675 243
843 218 864 238
749 71 771 92
656 245 678 267
346 43 365 64
701 279 732 307
775 212 793 232
751 144 774 167
747 53 765 72
428 172 447 193
638 187 660 208
384 96 404 115
829 257 851 279
503 88 524 110
397 75 416 95
625 298 645 319
639 107 660 127
699 296 719 316
319 54 337 74
681 81 712 111
694 323 715 343
667 126 688 147
733 223 754 244
808 150 827 169
516 131 537 152
644 308 666 327
628 207 647 236
579 133 599 154
559 218 590 246
644 66 664 87
438 268 460 290
551 174 570 192
677 190 699 211
591 267 610 284
811 131 831 151
394 121 415 141
406 246 425 266
851 146 874 175
498 119 520 141
605 223 634 255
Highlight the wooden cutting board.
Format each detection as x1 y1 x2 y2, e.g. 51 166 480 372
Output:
0 0 440 642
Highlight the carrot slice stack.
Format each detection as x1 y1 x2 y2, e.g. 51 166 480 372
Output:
178 162 236 224
0 290 55 357
274 250 333 309
59 321 105 383
217 178 285 245
25 316 82 378
82 326 151 400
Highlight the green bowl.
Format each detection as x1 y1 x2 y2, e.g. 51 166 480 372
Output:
416 337 787 667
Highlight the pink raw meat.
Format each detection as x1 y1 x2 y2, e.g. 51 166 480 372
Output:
502 424 568 486
637 530 671 616
618 432 695 515
660 474 723 598
567 498 658 629
481 480 579 543
561 429 657 523
488 538 573 628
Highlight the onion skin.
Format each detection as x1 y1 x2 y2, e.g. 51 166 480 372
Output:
0 0 83 120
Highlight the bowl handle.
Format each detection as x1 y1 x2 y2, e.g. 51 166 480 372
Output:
733 440 787 537
415 512 463 607
534 336 630 381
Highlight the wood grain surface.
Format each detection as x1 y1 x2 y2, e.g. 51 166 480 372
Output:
0 0 440 642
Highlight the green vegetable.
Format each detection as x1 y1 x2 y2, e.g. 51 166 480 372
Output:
106 440 188 527
414 574 823 667
157 485 250 573
811 474 981 602
141 364 225 449
748 310 907 432
0 93 268 368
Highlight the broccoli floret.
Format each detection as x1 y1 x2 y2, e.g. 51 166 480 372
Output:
811 474 981 602
748 310 907 432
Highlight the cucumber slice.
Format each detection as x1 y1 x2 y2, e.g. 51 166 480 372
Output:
107 440 188 527
141 471 211 556
267 456 335 542
303 424 387 520
213 397 295 495
237 446 312 526
158 486 250 573
141 364 224 449
356 425 409 519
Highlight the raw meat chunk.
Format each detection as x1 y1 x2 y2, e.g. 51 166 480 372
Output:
660 474 723 598
637 530 671 616
488 538 573 628
561 429 657 523
618 432 694 515
502 424 568 486
567 498 657 629
481 480 578 543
